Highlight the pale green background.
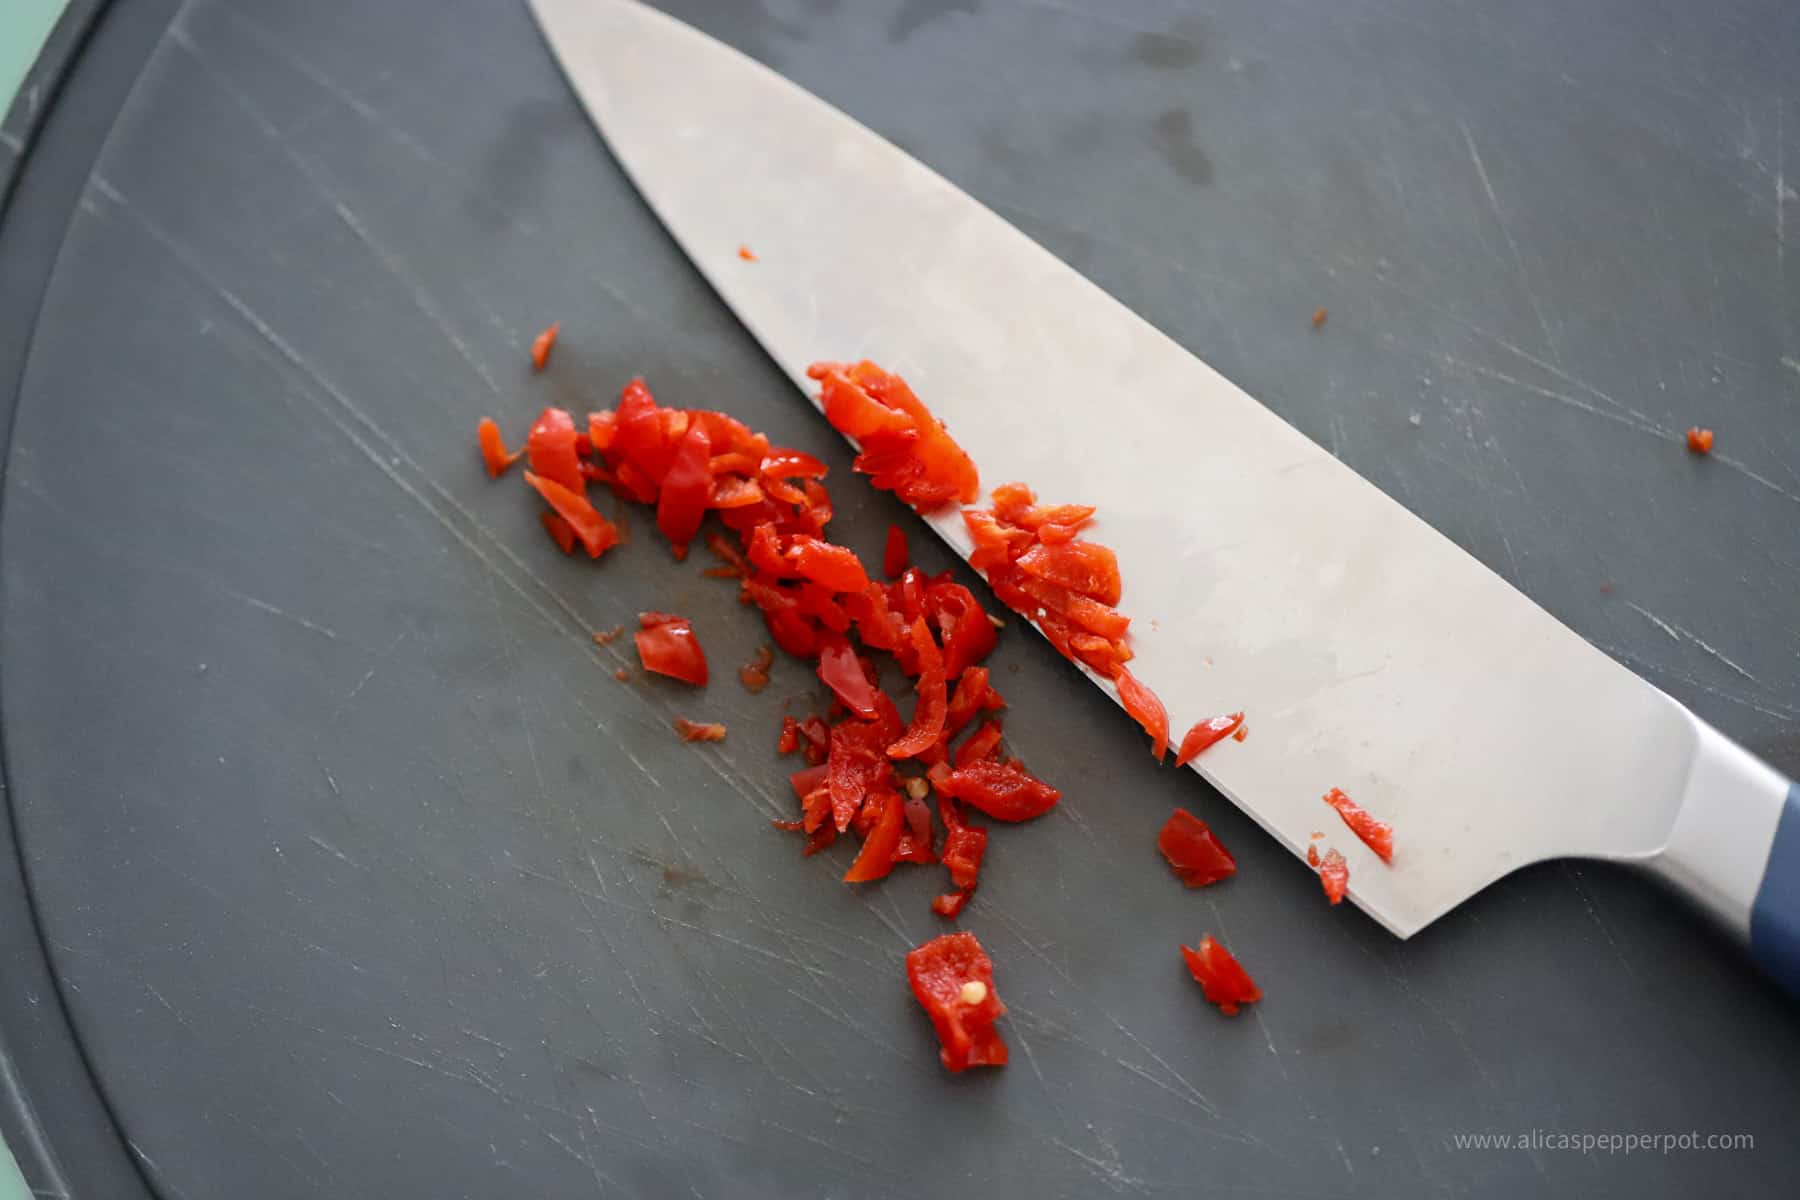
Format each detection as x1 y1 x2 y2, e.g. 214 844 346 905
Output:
0 17 68 1200
1 0 66 125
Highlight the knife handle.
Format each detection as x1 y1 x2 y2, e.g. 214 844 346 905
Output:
1651 719 1800 995
1749 783 1800 994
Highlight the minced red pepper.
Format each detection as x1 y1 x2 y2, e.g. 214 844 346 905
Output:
1113 667 1169 761
906 932 1007 1072
931 758 1059 821
738 645 774 693
523 472 619 559
1180 935 1262 1016
1685 426 1714 454
526 407 584 493
1174 713 1244 766
672 718 727 743
843 789 906 882
539 511 577 555
477 418 523 478
1322 787 1394 863
1157 810 1236 888
491 369 1060 921
655 424 713 550
530 322 560 371
809 361 979 511
931 890 972 918
1316 847 1349 905
953 719 1004 767
634 613 708 686
817 637 880 718
883 524 910 578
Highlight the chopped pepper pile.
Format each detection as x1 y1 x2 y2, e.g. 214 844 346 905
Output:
482 372 1058 920
480 350 1410 1071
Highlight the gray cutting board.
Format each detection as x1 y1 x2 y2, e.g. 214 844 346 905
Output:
2 1 1797 1197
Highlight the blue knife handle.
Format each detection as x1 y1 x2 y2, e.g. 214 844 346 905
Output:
1750 784 1800 994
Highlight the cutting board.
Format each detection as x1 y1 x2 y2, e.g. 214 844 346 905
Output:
1 1 1796 1197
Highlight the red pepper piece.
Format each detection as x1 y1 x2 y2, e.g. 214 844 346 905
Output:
613 378 680 484
894 793 937 865
817 638 880 718
844 789 906 882
587 410 618 453
704 532 748 575
708 475 764 511
1156 810 1237 888
797 583 853 633
538 511 576 555
936 759 1059 821
760 448 829 482
889 673 946 759
1113 667 1169 762
764 606 819 659
1685 426 1714 454
883 524 910 578
1016 576 1129 641
809 362 979 510
1016 541 1122 607
709 451 760 477
798 717 831 764
777 715 801 755
939 823 986 891
789 765 834 836
961 509 1033 571
827 720 892 832
746 524 791 578
1174 713 1245 767
789 764 829 800
856 583 908 652
1323 788 1394 863
931 890 973 918
906 932 1007 1072
925 581 997 679
525 407 584 494
810 363 915 439
1317 847 1349 904
672 718 727 743
738 645 774 693
785 536 870 593
953 720 1004 767
1180 935 1262 1016
632 616 708 685
944 666 994 742
477 418 523 478
530 322 559 371
523 471 619 559
655 423 712 549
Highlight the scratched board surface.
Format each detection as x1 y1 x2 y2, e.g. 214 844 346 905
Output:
1 0 1797 1197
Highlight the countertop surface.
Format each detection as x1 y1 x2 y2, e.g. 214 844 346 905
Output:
1 1 1796 1197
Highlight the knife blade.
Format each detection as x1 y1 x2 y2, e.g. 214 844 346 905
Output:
529 0 1798 980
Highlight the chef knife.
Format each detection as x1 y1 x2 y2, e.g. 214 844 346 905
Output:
529 0 1799 991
